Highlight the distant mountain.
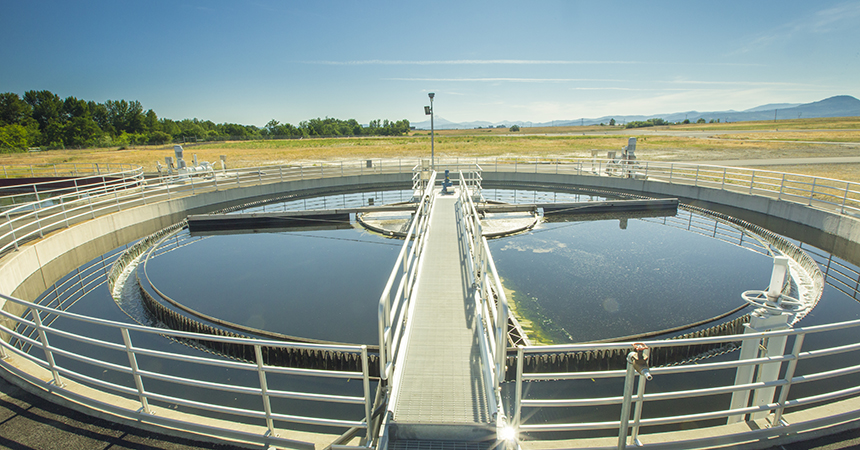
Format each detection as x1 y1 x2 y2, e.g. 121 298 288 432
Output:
744 102 802 112
411 95 860 129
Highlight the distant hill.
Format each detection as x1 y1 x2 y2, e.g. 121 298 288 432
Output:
412 95 860 129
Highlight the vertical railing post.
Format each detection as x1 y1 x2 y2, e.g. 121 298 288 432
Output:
694 166 699 187
190 175 196 195
773 333 805 425
779 173 786 201
841 182 850 214
749 171 755 194
721 168 726 190
32 310 63 387
618 353 637 450
809 178 817 206
630 373 648 446
120 328 151 414
669 164 673 183
254 345 276 436
514 346 524 429
7 213 19 251
361 345 372 436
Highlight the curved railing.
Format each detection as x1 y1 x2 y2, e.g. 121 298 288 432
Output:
2 157 860 448
3 157 860 257
0 292 373 448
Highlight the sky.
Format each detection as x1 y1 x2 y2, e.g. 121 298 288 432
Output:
1 0 858 127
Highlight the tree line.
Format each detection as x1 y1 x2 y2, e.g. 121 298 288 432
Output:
0 90 411 152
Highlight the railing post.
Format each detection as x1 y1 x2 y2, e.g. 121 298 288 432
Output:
6 212 19 251
618 353 637 449
120 328 151 414
809 178 817 206
32 310 64 387
254 345 276 436
630 372 648 446
750 171 755 194
721 168 726 190
669 164 673 183
361 345 372 436
841 182 850 214
779 173 786 201
190 175 195 195
514 346 524 429
773 333 805 425
694 166 699 187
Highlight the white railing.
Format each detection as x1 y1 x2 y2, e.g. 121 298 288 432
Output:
457 171 510 434
377 171 437 382
3 157 860 448
511 318 860 449
4 157 860 258
0 293 373 449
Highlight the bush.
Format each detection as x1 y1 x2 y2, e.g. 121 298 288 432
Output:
509 124 520 132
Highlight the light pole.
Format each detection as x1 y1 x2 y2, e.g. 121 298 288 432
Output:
425 92 435 169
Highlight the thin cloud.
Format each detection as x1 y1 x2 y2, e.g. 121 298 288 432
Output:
300 59 639 66
385 77 630 83
730 1 860 55
387 77 821 88
300 59 762 67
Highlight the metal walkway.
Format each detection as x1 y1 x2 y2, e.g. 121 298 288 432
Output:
388 192 494 442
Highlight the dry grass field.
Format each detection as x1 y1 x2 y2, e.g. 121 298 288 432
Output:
2 117 859 181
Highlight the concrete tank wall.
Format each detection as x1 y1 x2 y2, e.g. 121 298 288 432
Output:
0 173 409 312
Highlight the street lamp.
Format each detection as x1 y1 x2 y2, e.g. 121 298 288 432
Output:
425 93 435 169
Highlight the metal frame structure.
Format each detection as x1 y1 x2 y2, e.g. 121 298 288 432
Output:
2 158 860 448
457 170 511 437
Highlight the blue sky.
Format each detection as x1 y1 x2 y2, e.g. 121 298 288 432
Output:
2 0 858 126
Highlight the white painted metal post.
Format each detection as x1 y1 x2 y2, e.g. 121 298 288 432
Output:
841 183 850 214
514 346 524 429
32 310 63 387
630 374 648 445
361 345 372 437
120 328 151 414
254 345 275 436
809 178 817 206
618 354 637 449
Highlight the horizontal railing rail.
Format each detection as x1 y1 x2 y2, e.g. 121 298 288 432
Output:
377 170 437 382
3 156 860 448
457 170 510 434
512 317 860 448
0 292 373 448
4 157 860 259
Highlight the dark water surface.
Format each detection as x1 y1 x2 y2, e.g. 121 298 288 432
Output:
143 226 400 344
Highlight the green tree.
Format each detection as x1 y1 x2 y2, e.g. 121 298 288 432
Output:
23 90 64 141
609 118 616 126
0 124 34 151
0 93 32 126
509 124 520 132
696 118 706 124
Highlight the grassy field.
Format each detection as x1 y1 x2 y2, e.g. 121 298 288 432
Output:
2 117 858 180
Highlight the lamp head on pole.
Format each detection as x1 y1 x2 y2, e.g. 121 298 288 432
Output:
428 92 435 100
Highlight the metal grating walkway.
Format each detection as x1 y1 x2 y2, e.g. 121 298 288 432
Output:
391 192 492 440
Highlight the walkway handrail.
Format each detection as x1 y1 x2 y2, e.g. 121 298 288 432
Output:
377 171 437 382
457 171 510 432
4 157 860 259
512 317 860 448
0 292 374 448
